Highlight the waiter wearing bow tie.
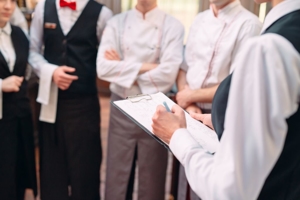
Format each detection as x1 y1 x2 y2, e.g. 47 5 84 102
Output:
29 0 112 199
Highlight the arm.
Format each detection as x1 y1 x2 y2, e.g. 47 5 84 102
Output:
230 20 262 72
176 69 187 91
153 35 300 199
28 0 57 105
137 20 184 94
29 0 78 104
96 18 144 88
96 6 113 42
0 76 24 119
176 84 219 109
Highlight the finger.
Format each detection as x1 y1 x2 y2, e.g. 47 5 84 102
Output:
156 105 166 114
59 84 70 90
14 79 22 86
111 50 120 59
176 92 182 99
105 50 113 54
59 81 71 87
188 110 196 115
13 86 20 92
15 76 24 82
61 66 76 73
105 54 114 60
195 109 202 114
60 73 78 81
171 104 183 114
190 113 205 121
105 50 114 56
15 81 22 87
59 79 72 84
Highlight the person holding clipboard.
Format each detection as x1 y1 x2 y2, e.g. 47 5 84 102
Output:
0 0 37 199
152 0 300 199
97 0 184 199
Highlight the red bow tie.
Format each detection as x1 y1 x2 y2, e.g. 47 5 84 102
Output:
60 0 76 10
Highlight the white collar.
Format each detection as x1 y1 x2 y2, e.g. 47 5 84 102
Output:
0 22 12 36
132 7 165 27
209 0 242 23
261 0 300 33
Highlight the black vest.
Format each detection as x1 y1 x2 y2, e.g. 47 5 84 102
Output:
0 25 31 120
43 0 103 98
211 10 300 199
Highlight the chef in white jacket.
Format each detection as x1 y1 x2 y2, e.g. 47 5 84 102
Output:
174 1 262 199
97 0 184 199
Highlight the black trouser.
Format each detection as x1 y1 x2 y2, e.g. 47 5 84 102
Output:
39 95 101 200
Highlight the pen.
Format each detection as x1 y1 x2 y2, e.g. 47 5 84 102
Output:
163 101 171 112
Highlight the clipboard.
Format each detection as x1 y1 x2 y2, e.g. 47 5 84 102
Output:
112 93 170 150
112 92 220 154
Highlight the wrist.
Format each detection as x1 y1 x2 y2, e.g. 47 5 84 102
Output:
190 89 200 103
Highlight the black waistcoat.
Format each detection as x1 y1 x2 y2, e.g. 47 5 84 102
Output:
0 25 31 120
43 0 103 98
211 10 300 199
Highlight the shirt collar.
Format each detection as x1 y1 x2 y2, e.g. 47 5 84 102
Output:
209 0 242 23
0 22 12 36
133 6 164 26
261 0 300 33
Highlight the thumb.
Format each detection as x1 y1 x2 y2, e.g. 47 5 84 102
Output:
61 66 76 73
156 105 166 113
190 113 205 121
171 104 183 114
18 76 24 82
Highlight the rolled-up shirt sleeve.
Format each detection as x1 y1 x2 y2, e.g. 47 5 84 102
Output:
170 34 300 200
28 0 58 105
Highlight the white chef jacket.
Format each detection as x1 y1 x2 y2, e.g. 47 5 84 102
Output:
97 7 184 98
182 0 262 110
29 0 113 123
170 0 300 199
10 6 28 35
0 23 15 120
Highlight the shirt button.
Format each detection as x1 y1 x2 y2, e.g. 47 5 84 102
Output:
62 39 67 45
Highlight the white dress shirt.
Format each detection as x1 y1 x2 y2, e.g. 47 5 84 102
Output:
29 0 113 123
0 23 15 120
170 0 300 199
97 7 184 98
182 0 262 110
10 6 28 35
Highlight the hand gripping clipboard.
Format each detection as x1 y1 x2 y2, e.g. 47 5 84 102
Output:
112 93 170 150
111 92 220 154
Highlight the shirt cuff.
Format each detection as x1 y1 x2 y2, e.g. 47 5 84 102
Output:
0 79 2 120
169 128 202 165
36 63 58 105
39 81 58 123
